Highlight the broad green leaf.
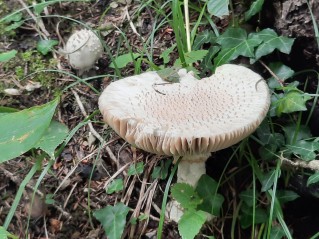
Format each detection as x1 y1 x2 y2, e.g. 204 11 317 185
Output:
196 175 224 216
193 30 216 50
178 209 207 239
244 0 264 21
240 204 268 229
151 159 172 180
160 44 176 64
0 106 18 116
171 183 202 210
251 28 295 60
286 140 319 161
239 189 257 207
200 46 220 75
37 39 58 55
107 179 124 194
0 98 59 163
268 62 294 89
256 121 285 147
93 203 130 239
275 91 312 116
127 162 144 176
34 120 68 158
307 172 319 186
270 226 285 239
214 28 262 67
207 0 229 17
276 190 299 204
109 53 140 68
157 66 182 83
282 124 311 144
260 169 279 192
0 50 17 62
34 2 52 15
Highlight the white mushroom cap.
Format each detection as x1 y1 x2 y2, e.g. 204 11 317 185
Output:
99 64 270 157
64 29 103 74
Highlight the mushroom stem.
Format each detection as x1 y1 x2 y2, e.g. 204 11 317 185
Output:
176 155 209 187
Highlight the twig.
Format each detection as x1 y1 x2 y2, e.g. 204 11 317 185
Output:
280 156 319 171
259 60 284 87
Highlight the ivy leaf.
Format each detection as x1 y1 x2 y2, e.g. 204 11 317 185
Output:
282 124 311 144
151 159 172 180
196 175 224 216
244 0 264 21
34 120 68 158
268 62 295 89
34 2 52 15
214 28 262 68
275 91 312 116
240 204 268 229
37 39 58 55
178 209 207 239
307 172 319 186
0 98 59 163
270 226 286 239
207 0 229 17
93 203 130 239
171 183 202 210
200 46 220 76
127 162 144 176
0 50 17 62
109 53 140 68
251 28 295 60
286 140 319 161
193 30 216 50
260 169 279 192
184 50 208 65
276 190 299 204
239 189 258 207
107 179 124 194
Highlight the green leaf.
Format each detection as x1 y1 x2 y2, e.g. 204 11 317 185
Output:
207 0 229 17
93 203 130 239
256 121 285 147
276 190 299 204
107 179 124 194
0 106 19 116
0 227 18 239
37 39 58 55
0 50 17 62
214 28 262 67
193 30 216 50
200 46 220 75
171 183 202 210
127 162 144 176
151 159 172 180
34 2 52 15
157 66 182 83
178 209 207 239
260 169 279 192
45 194 55 205
34 120 68 158
160 44 176 64
275 91 312 116
286 140 319 161
0 98 59 163
196 175 224 216
282 124 311 144
109 53 140 68
244 0 264 21
307 172 319 186
3 12 23 23
268 62 294 89
251 28 295 60
5 21 24 31
270 226 285 239
184 50 208 65
239 189 257 207
240 204 268 229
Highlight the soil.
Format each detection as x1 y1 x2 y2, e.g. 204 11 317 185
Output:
1 0 319 239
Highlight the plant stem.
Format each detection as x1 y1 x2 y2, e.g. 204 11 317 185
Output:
184 0 191 53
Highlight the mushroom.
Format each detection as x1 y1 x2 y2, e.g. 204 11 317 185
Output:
63 29 103 75
98 64 270 221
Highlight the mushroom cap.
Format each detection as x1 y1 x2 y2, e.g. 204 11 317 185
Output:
99 64 270 156
64 29 103 73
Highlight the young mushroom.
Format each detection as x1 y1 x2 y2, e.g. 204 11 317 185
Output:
63 29 103 75
98 64 270 221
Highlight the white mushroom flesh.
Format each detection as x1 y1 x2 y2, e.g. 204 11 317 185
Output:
99 64 270 158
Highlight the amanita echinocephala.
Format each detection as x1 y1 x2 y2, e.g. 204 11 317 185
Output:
98 64 270 221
